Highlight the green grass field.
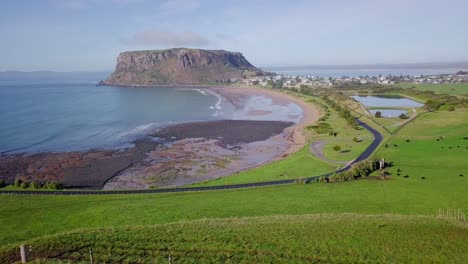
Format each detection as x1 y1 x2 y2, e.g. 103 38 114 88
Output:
1 214 466 263
373 109 468 192
322 138 371 161
396 82 468 96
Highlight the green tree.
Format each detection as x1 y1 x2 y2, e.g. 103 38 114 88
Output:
333 145 342 152
14 179 22 187
30 181 41 189
374 111 382 118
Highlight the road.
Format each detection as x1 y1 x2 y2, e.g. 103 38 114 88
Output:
0 119 383 196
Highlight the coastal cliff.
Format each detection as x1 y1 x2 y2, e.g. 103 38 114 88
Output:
103 48 264 86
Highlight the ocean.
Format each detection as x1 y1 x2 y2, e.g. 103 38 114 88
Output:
0 82 223 154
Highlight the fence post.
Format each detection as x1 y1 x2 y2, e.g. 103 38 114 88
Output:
20 244 27 263
89 248 93 264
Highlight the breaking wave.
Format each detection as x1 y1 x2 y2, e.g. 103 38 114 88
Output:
117 123 157 138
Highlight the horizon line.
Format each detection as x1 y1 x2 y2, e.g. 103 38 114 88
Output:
2 61 468 73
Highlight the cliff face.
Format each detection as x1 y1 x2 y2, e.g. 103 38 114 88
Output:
104 48 263 86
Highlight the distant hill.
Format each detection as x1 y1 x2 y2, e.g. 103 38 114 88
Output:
103 48 264 86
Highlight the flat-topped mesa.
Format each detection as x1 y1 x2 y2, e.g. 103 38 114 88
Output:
103 48 264 86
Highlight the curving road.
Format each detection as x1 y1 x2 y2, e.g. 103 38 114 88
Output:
0 119 382 196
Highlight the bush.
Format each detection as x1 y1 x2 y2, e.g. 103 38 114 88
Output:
45 182 64 190
349 158 379 178
309 122 333 134
14 179 22 187
30 181 41 189
295 178 309 184
424 99 444 112
0 179 5 188
329 172 355 182
317 176 327 183
352 136 359 142
447 105 455 111
399 113 409 119
333 145 342 152
374 111 382 118
20 181 29 189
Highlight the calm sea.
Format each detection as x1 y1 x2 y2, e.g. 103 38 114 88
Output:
0 82 222 154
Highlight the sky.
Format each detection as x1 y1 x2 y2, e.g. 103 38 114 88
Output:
1 0 468 71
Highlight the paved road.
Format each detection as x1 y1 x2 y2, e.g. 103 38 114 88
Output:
0 119 382 196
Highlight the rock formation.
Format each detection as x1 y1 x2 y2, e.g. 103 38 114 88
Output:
103 48 264 86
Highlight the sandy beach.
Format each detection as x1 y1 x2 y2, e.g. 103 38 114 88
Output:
211 86 320 155
0 86 320 189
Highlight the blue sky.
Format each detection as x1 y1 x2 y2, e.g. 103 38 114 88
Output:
1 0 468 71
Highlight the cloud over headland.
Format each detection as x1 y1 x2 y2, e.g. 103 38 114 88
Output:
122 29 209 47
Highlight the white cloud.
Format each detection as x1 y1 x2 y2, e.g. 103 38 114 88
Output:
123 29 209 47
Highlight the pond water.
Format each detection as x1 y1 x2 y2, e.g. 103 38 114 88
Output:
369 109 408 118
351 95 423 107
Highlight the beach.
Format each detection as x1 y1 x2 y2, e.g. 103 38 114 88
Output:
103 87 320 189
0 86 320 189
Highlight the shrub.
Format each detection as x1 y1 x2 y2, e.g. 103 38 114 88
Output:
333 145 342 152
46 182 64 190
14 179 22 187
328 159 380 183
424 99 444 112
352 136 359 142
30 181 41 189
295 178 309 184
349 158 379 178
309 122 333 134
0 179 5 188
399 113 409 119
447 105 455 111
329 171 356 183
317 176 327 183
20 181 29 189
374 111 382 118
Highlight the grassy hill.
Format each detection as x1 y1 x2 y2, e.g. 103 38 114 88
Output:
1 214 467 263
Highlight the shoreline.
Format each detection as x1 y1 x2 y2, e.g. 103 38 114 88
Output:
0 86 320 190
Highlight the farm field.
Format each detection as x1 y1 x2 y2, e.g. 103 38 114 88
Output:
1 214 467 263
322 138 371 162
396 82 468 96
374 109 468 186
